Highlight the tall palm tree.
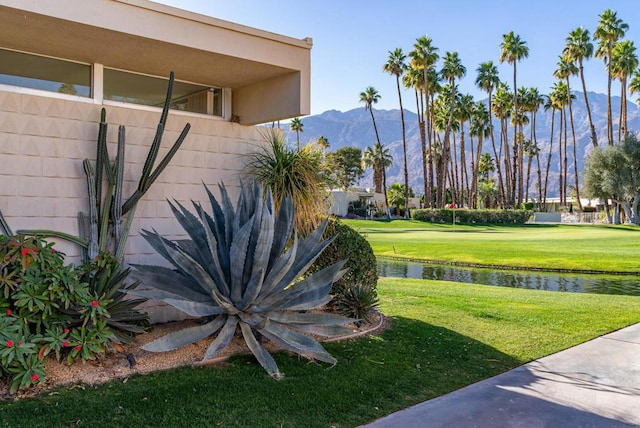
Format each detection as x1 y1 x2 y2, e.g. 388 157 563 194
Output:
611 40 638 142
409 36 440 208
437 51 466 208
513 86 530 205
455 94 475 206
550 81 571 206
493 82 513 206
289 117 304 150
500 31 529 206
554 56 582 210
359 86 391 218
526 87 545 205
383 48 410 218
564 27 598 147
469 101 491 208
475 61 505 207
542 94 557 206
363 142 393 195
425 67 442 206
594 9 628 145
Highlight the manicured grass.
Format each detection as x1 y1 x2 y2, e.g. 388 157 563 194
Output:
2 279 639 427
343 219 640 273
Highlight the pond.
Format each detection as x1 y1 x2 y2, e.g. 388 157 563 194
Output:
377 258 640 296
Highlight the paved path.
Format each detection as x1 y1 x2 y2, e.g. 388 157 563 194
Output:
362 323 640 427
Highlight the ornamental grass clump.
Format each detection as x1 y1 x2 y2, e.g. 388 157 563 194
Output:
129 181 354 378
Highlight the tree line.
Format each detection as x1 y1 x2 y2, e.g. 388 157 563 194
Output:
359 8 640 218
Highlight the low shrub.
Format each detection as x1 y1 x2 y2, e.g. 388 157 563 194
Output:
412 209 533 225
308 217 378 293
307 218 379 322
0 235 147 393
333 283 379 325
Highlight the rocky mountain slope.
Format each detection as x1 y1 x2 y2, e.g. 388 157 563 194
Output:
283 92 640 198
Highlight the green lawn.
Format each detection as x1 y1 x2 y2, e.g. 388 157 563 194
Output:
2 279 639 427
343 219 640 273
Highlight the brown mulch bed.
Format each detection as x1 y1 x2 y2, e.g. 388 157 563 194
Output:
0 312 387 400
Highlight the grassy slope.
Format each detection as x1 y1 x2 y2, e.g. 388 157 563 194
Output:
2 279 639 428
343 219 640 273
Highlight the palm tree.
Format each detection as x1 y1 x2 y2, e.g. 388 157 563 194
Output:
564 27 598 147
513 86 530 206
437 51 466 208
492 82 513 206
469 101 491 208
554 56 582 210
594 9 629 145
289 117 304 150
550 81 571 206
475 61 505 207
500 31 529 206
359 86 391 218
363 142 393 195
526 87 545 205
316 136 329 150
611 40 638 142
542 94 556 206
455 94 474 206
383 48 410 218
629 68 640 106
409 36 440 208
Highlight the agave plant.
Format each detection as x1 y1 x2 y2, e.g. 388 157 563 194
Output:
128 181 354 378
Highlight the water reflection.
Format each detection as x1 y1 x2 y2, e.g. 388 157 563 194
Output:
377 259 640 296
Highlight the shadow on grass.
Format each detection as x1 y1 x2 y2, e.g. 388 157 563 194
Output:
0 317 520 428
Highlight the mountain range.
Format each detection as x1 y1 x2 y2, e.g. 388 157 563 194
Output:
283 91 640 198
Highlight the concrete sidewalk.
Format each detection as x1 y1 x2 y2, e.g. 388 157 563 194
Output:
362 323 640 428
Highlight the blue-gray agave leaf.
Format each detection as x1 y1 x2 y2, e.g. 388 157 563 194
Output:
130 180 353 378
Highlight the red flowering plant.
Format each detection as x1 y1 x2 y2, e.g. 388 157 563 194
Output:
39 325 72 361
65 321 114 365
0 314 45 393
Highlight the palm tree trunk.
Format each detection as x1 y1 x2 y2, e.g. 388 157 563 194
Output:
452 131 460 205
469 132 476 208
579 58 598 147
564 107 569 206
438 81 458 208
567 79 582 211
426 90 435 208
368 108 391 218
487 93 506 208
501 118 513 206
618 86 623 143
395 75 410 219
607 44 614 145
512 62 519 207
460 124 469 206
416 89 428 208
543 109 556 208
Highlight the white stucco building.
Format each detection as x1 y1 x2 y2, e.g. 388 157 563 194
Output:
0 0 312 321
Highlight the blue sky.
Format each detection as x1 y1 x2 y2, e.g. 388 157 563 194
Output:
155 0 640 116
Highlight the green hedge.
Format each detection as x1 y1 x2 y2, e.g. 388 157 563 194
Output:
412 209 533 225
308 217 378 292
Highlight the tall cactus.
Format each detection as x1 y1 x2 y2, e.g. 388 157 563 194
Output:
19 72 191 264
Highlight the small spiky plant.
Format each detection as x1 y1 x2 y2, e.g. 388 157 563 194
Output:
128 181 354 378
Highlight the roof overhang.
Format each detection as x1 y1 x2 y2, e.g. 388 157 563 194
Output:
0 0 311 125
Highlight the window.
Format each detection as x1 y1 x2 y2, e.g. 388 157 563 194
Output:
0 48 91 97
104 68 223 116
